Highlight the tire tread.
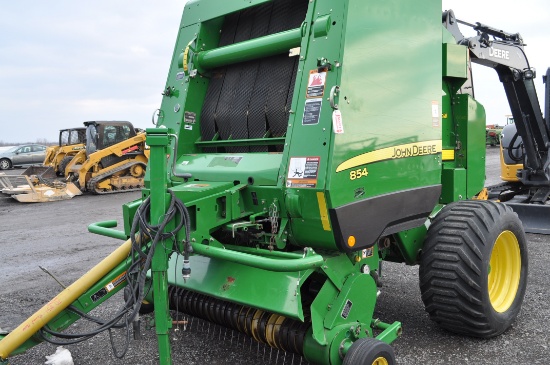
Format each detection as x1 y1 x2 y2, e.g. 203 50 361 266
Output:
419 200 526 338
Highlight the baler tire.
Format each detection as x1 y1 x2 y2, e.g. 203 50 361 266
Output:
419 200 528 338
342 338 395 365
57 156 73 177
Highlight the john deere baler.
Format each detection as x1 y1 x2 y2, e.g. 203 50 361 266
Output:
0 1 528 364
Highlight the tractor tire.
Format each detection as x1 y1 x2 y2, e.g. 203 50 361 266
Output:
419 200 527 338
343 338 395 365
0 158 12 170
57 156 73 177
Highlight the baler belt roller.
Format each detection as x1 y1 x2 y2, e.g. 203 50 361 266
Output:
168 286 311 356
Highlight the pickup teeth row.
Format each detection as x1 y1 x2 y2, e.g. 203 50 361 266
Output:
168 286 310 355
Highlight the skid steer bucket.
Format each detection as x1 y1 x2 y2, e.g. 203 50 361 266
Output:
1 166 81 202
505 202 550 234
21 165 57 179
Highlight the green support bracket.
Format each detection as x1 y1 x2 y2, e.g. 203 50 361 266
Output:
373 320 402 345
145 128 173 365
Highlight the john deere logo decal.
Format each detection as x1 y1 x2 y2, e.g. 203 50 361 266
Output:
336 140 442 172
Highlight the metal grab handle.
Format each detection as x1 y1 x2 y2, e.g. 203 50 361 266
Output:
151 108 164 126
88 220 127 240
330 85 340 110
191 242 324 272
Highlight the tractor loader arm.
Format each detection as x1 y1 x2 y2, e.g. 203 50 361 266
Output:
444 10 550 186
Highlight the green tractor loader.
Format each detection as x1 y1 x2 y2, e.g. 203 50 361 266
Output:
4 0 546 363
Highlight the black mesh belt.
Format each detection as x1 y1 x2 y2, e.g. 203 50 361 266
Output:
199 0 308 152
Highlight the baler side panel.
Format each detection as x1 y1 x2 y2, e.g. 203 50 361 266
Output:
283 0 348 250
326 0 443 251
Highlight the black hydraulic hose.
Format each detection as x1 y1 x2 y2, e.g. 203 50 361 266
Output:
39 190 190 360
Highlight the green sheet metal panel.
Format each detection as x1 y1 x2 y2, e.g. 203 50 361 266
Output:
173 153 282 186
462 96 486 197
311 0 444 251
440 167 467 203
278 0 346 250
167 253 312 320
328 0 443 207
281 0 346 193
443 43 468 79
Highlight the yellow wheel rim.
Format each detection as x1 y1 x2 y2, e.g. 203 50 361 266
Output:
372 357 389 365
488 230 521 313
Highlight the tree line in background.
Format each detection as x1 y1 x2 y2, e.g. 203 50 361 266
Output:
0 138 55 147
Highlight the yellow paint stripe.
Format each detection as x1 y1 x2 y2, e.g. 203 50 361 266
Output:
336 140 442 172
442 149 455 161
183 38 195 72
316 192 332 231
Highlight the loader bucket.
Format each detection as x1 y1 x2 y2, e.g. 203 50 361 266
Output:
11 182 82 203
22 166 56 179
505 202 550 234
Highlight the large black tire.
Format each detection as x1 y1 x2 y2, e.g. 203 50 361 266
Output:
343 338 395 365
57 155 73 177
0 158 12 170
419 200 528 338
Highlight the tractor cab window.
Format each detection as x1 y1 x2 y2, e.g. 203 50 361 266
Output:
86 125 98 155
101 125 132 148
68 131 78 145
70 130 86 144
60 131 70 146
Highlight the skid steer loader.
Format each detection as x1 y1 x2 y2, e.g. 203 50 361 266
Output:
1 1 544 364
64 121 149 194
42 127 86 176
1 121 149 202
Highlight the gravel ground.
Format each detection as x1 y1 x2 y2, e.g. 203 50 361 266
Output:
1 146 549 364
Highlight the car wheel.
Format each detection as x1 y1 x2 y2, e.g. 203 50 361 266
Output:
0 159 12 170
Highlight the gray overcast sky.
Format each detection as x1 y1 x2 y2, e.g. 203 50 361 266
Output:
1 1 549 143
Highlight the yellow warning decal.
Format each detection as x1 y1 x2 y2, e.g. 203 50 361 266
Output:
316 192 332 231
442 149 455 161
106 272 127 292
336 140 442 172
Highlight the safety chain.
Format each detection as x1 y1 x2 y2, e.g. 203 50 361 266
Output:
268 202 279 251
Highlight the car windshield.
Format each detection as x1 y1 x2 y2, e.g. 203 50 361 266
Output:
2 146 20 153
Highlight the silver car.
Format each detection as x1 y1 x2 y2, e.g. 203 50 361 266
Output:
0 144 48 170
